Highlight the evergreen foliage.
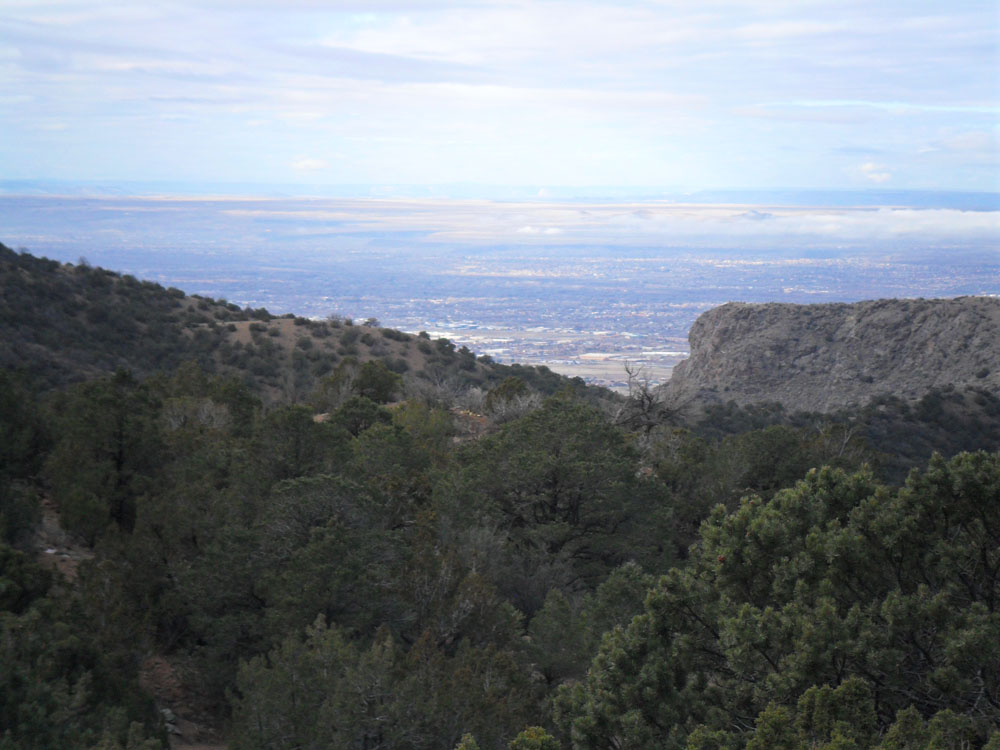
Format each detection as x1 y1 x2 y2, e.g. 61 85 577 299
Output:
555 453 1000 749
0 245 597 404
1 247 998 749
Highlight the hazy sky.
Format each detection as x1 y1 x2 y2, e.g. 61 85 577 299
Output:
2 0 997 191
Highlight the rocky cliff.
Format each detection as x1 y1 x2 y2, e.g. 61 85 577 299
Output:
663 296 1000 413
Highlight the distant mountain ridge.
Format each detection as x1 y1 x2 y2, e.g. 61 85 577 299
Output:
664 296 1000 413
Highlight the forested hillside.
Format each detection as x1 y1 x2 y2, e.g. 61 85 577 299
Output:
0 243 589 403
1 248 998 749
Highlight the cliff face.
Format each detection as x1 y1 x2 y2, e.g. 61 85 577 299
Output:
663 297 1000 413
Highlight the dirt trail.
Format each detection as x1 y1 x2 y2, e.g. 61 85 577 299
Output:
138 656 227 750
34 494 92 580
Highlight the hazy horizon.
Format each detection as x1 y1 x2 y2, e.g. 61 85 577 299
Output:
4 190 996 387
2 179 999 207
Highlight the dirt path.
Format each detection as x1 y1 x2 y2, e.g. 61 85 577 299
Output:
33 494 92 580
138 656 227 750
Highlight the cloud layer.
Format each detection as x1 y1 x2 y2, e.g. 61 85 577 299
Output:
1 0 997 190
217 198 1000 249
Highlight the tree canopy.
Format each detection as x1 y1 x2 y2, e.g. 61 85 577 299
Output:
2 254 999 749
556 452 1000 749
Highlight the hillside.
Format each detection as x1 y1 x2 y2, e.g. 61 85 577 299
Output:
663 296 1000 413
1 245 999 749
0 243 590 402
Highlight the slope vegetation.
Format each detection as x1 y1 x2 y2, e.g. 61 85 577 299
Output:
0 243 583 401
2 246 998 749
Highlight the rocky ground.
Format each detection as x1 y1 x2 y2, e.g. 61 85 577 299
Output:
33 495 92 581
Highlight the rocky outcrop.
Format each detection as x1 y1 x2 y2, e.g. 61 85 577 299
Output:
663 297 1000 413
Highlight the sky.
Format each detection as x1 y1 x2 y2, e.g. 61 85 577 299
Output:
1 0 998 192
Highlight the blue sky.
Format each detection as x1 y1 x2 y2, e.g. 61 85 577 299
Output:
1 0 997 191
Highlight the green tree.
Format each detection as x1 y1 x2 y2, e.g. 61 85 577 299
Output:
351 422 434 512
0 543 51 614
44 370 161 541
528 563 653 686
650 422 874 553
332 395 393 437
391 400 456 463
556 453 1000 749
0 369 48 481
484 376 537 422
230 616 358 750
312 357 403 412
253 404 350 482
510 726 561 749
0 551 162 750
355 359 403 404
258 478 405 639
232 618 536 750
438 395 671 613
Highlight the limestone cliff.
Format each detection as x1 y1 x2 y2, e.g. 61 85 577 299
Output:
663 297 1000 413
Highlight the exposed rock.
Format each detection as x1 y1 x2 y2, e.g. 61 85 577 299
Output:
33 495 93 581
663 296 1000 413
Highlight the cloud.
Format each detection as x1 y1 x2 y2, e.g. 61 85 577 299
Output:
937 131 998 152
290 158 329 170
782 100 999 115
734 19 848 41
734 104 873 124
516 226 562 235
196 199 1000 250
859 162 891 183
2 0 997 189
919 131 1000 161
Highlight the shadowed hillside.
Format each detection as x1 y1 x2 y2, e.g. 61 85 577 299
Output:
0 243 596 403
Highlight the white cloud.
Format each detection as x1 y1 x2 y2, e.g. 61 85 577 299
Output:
515 225 562 235
320 4 705 67
2 0 997 189
859 162 891 183
922 130 1000 157
202 200 1000 249
941 131 997 152
290 158 328 170
735 19 847 41
783 100 999 114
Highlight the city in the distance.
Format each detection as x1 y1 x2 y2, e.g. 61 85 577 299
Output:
2 183 996 390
